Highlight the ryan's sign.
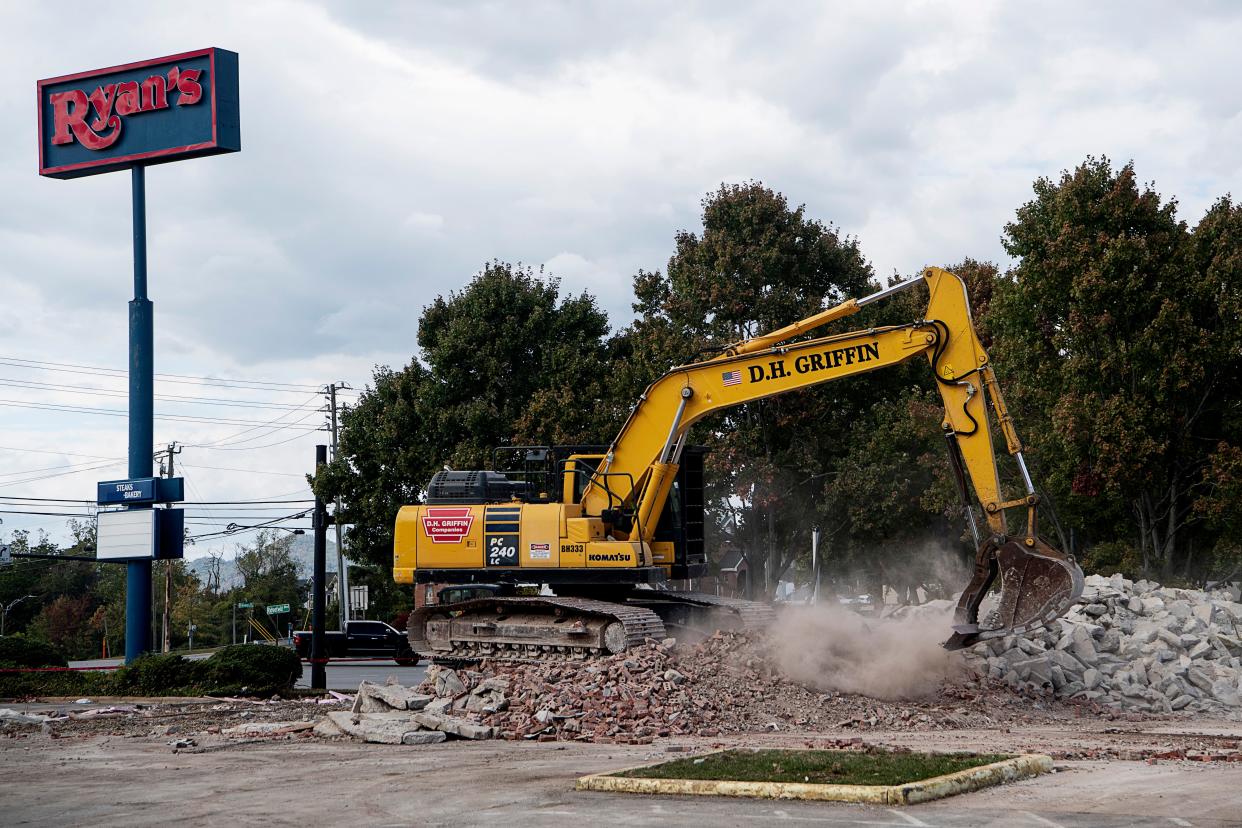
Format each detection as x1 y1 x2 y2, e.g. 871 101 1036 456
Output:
37 48 239 179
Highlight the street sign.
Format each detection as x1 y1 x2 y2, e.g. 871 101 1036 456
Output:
265 603 291 615
236 602 254 609
37 48 240 179
349 584 369 611
97 477 157 505
97 477 185 505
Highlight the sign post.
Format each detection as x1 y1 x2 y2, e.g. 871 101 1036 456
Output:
39 48 239 663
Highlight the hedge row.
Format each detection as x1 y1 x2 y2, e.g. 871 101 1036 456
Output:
0 643 303 699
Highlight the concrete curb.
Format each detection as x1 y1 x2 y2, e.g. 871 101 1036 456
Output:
576 752 1053 805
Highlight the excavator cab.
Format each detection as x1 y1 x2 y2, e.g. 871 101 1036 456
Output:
493 444 708 581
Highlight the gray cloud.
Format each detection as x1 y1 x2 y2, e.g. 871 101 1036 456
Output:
0 0 1240 548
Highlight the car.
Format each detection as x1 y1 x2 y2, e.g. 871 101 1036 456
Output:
292 620 419 666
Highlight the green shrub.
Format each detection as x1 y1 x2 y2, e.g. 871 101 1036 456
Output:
113 653 205 695
204 644 302 695
0 637 68 668
0 670 114 699
1079 540 1142 578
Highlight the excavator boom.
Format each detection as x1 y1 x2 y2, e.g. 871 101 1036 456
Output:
578 266 1083 649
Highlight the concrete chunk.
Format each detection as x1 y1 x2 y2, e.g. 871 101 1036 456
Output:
313 718 345 738
412 711 495 740
402 730 448 745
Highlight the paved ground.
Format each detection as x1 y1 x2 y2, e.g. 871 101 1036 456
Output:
70 654 427 691
293 659 427 690
3 728 1239 827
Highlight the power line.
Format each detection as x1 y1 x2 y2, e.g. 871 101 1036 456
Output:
186 509 313 540
177 462 306 478
189 430 319 452
0 356 328 393
0 377 321 411
0 461 125 488
0 495 312 505
0 447 309 478
184 394 325 448
0 398 326 429
0 445 117 461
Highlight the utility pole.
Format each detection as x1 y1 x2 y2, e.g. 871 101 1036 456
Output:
311 444 328 691
325 382 352 627
155 441 181 652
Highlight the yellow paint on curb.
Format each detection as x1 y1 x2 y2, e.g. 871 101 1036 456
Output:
576 753 1053 805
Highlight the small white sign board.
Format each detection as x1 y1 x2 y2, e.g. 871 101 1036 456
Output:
349 584 369 610
97 510 157 560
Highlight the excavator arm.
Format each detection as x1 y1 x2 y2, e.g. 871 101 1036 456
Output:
581 267 1083 649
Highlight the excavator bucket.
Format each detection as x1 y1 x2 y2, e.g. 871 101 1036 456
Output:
943 535 1084 650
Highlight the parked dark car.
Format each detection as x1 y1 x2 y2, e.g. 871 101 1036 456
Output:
292 620 418 666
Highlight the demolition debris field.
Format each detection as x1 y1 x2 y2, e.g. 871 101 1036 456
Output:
3 574 1241 825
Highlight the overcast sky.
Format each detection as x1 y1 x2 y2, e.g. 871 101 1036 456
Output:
1 1 1239 556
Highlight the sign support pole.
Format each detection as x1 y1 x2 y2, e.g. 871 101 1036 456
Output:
125 165 154 665
311 445 328 690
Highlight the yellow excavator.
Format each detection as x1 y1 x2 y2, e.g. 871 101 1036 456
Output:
394 267 1084 660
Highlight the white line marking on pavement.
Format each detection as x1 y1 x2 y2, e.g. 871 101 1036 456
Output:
1169 819 1194 827
1023 812 1067 828
887 810 932 827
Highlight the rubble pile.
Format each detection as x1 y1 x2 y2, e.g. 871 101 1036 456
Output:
964 574 1242 714
392 632 1070 743
419 638 725 743
313 680 495 744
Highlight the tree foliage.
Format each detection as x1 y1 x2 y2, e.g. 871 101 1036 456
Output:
627 182 912 598
990 158 1242 579
315 261 627 574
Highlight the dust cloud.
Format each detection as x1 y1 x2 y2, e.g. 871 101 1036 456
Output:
767 601 966 700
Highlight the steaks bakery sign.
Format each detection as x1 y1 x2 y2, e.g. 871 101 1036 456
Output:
37 48 239 178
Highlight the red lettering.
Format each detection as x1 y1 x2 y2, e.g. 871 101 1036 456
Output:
115 81 141 115
175 68 203 105
87 84 117 131
140 75 168 111
46 64 206 155
49 88 120 150
49 89 88 145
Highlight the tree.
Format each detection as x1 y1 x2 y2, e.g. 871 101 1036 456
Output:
627 182 884 598
991 158 1242 577
233 532 305 630
315 261 624 573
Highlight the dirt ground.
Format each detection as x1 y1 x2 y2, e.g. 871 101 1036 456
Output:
3 699 1240 827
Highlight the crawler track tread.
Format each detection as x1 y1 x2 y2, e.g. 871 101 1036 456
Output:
409 596 666 663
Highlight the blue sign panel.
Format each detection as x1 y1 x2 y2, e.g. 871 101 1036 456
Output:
38 47 239 179
157 509 185 560
97 477 157 505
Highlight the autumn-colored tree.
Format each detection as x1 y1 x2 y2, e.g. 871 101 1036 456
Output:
990 159 1242 578
316 261 625 573
628 182 889 597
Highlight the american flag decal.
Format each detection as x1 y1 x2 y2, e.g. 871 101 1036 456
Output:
722 369 742 387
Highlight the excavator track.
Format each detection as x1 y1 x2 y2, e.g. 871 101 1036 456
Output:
409 596 666 664
627 590 777 635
